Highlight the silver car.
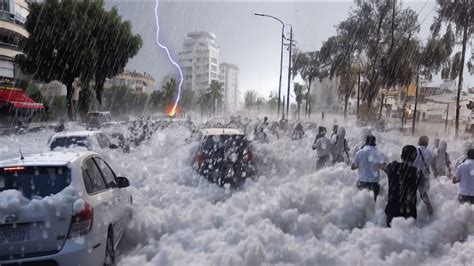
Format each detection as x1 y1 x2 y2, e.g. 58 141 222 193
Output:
0 151 132 266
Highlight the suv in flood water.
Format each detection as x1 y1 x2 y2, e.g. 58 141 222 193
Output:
194 128 256 187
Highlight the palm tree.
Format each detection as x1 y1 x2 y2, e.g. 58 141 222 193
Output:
197 89 211 116
161 78 176 105
208 80 223 115
433 0 474 137
293 83 305 120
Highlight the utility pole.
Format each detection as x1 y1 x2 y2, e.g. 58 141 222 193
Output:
282 96 286 118
286 26 293 119
379 93 385 119
412 67 420 135
445 103 449 134
357 72 361 119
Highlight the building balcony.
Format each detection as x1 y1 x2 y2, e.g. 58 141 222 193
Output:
0 11 28 39
0 42 22 59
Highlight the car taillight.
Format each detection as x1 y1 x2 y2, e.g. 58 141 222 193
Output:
196 152 205 165
68 202 93 238
244 151 253 163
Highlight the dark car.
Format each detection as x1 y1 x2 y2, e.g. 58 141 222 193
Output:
83 111 112 129
194 128 256 187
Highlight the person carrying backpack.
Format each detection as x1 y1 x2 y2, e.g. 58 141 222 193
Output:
432 140 452 178
331 126 350 163
413 136 434 196
313 126 331 169
384 145 434 226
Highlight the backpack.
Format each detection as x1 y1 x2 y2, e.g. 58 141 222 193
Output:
418 148 430 174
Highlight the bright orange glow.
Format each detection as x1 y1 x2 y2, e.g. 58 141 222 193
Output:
165 104 181 117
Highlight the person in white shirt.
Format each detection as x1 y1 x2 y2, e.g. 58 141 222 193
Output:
353 128 372 157
413 136 435 194
313 126 331 169
455 141 472 171
351 135 386 201
453 149 474 204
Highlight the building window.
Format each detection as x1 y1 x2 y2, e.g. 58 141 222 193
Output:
211 65 217 72
14 3 28 24
0 60 14 78
0 0 9 12
211 58 218 64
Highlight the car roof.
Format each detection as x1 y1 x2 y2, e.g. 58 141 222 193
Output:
201 128 244 136
51 130 100 138
87 111 110 115
0 151 97 167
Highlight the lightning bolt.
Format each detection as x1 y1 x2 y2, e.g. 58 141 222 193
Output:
154 0 183 116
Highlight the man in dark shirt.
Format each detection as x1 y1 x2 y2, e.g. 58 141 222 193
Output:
384 145 433 227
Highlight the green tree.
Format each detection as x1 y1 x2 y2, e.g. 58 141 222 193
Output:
149 90 164 110
244 90 257 108
318 0 425 118
431 0 474 137
180 89 195 110
197 89 211 116
267 92 280 113
17 0 141 119
25 82 44 104
161 78 177 105
103 85 133 116
293 50 323 117
92 7 142 105
77 83 94 117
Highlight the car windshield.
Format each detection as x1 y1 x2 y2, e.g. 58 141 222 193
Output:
86 113 107 124
202 135 249 159
0 166 71 199
50 136 90 150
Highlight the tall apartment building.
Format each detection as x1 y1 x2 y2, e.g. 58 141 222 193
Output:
179 31 220 93
0 0 29 80
219 63 239 112
104 70 155 95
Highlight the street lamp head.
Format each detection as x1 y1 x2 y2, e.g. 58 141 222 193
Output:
254 13 265 16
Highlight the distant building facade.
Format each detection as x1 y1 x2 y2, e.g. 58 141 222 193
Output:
219 63 239 112
179 31 220 92
104 70 155 95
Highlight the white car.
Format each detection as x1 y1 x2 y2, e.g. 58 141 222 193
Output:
48 131 119 151
0 151 132 266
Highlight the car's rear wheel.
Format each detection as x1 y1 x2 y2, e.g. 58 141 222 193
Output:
104 229 115 266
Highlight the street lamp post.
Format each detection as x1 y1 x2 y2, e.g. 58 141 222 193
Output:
255 13 284 119
286 25 293 120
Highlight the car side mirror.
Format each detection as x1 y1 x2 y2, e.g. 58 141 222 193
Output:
109 144 119 149
117 176 130 188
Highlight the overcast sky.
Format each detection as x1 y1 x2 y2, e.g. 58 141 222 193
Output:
104 0 473 101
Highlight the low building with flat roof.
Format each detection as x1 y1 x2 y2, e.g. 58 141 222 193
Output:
104 70 155 95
